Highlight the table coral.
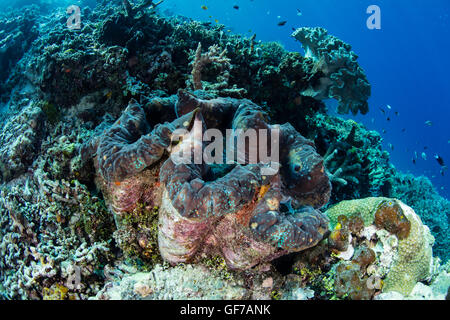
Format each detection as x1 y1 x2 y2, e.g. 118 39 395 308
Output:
325 197 434 296
292 27 371 115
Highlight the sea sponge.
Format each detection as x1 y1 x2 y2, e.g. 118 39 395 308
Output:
325 197 434 295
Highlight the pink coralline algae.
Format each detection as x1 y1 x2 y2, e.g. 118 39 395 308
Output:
82 91 331 270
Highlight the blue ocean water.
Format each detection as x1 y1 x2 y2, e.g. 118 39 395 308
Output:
155 0 450 198
1 0 449 198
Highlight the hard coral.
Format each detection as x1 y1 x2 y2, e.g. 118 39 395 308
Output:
189 42 231 91
83 88 331 269
326 197 434 296
307 113 394 203
292 27 371 115
0 101 46 183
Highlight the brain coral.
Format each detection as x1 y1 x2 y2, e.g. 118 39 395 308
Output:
325 197 434 295
292 27 371 115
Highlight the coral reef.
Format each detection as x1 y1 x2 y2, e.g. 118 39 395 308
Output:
0 6 38 97
94 263 247 300
0 106 115 299
0 1 447 301
292 27 371 115
305 113 395 203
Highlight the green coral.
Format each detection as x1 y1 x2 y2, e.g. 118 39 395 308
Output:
325 197 434 296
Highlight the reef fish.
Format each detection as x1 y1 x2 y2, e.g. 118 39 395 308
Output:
297 9 302 16
425 120 433 126
421 152 427 160
277 21 287 26
233 5 239 10
201 5 208 10
435 154 445 166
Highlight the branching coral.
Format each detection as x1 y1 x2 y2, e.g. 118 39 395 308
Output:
323 142 361 186
81 89 331 270
189 42 231 91
307 113 394 202
292 27 371 115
